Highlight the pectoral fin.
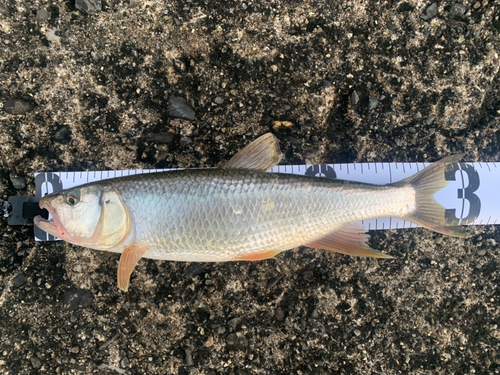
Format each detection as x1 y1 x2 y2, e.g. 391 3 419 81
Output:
223 133 282 171
305 224 393 258
117 244 148 292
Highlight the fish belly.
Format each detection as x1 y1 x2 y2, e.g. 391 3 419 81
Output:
114 170 414 261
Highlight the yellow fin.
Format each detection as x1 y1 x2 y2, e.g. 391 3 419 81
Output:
223 133 282 171
117 244 148 292
392 154 469 238
305 224 393 258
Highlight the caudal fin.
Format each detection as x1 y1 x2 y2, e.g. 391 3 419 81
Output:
392 154 469 238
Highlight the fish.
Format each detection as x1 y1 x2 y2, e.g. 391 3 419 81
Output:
34 133 467 291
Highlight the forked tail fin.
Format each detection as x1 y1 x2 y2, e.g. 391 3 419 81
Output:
392 154 469 238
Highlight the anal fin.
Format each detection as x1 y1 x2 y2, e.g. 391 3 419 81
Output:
117 244 148 292
305 224 392 259
233 249 281 261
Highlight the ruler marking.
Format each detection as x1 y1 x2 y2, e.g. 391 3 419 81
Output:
459 168 466 225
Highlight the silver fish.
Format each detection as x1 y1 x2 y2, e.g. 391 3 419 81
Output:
35 134 466 291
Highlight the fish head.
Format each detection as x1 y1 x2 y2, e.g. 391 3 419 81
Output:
34 185 131 250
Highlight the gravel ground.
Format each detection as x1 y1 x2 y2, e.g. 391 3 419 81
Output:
1 0 500 374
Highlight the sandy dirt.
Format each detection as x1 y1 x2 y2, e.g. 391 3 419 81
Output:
1 0 499 374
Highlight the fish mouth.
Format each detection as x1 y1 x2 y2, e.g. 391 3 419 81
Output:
34 200 64 238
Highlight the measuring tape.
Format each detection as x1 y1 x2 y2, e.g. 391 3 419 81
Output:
31 161 497 241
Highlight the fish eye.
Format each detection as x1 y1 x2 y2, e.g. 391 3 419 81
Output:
65 190 80 206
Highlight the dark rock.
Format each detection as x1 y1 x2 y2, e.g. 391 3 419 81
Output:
421 3 438 20
75 0 102 14
179 137 192 147
120 356 130 368
62 289 94 311
185 349 194 366
185 263 206 279
226 333 249 351
168 96 195 120
0 1 11 16
3 99 34 115
9 174 27 189
54 126 71 141
351 90 359 105
30 357 41 369
368 97 378 110
450 3 466 17
36 9 50 22
11 274 27 288
144 132 174 144
227 317 241 331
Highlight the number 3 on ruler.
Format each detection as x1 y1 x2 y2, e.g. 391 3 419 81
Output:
444 163 481 225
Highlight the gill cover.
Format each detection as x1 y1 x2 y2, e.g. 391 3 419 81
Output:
94 190 132 249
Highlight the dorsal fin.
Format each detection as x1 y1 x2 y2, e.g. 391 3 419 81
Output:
223 133 282 171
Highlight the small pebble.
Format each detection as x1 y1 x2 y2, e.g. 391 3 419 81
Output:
3 99 34 115
450 3 466 17
426 115 436 125
168 96 195 121
75 0 102 14
10 174 27 189
353 329 361 336
120 357 130 368
36 9 49 21
54 126 71 141
69 346 80 354
63 289 94 311
0 1 10 16
179 137 192 147
368 97 378 110
477 249 486 256
11 274 27 288
203 337 215 348
421 3 438 20
185 349 194 366
270 65 278 72
227 317 241 331
185 263 206 279
351 90 359 105
30 357 41 369
214 97 224 105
